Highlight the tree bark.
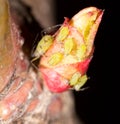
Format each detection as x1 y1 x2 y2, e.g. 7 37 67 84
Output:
0 0 81 123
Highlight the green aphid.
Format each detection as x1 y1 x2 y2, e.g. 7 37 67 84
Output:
48 52 63 66
56 26 69 41
32 35 54 62
76 44 86 61
70 72 88 91
70 72 81 86
74 74 88 91
64 37 76 54
84 20 94 42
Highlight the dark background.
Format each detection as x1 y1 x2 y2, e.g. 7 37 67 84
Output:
20 0 115 123
55 0 115 124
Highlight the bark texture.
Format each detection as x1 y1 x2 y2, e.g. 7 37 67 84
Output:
0 0 81 123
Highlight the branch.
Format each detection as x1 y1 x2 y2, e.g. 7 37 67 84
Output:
0 0 80 123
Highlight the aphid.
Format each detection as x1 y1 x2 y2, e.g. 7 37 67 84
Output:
48 52 63 66
38 7 104 93
31 35 54 62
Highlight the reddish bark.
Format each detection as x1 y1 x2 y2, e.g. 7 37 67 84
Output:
0 0 80 123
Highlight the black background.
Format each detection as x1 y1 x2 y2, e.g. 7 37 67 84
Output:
55 0 115 124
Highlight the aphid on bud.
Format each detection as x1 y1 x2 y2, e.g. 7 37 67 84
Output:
31 35 54 62
38 7 104 93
